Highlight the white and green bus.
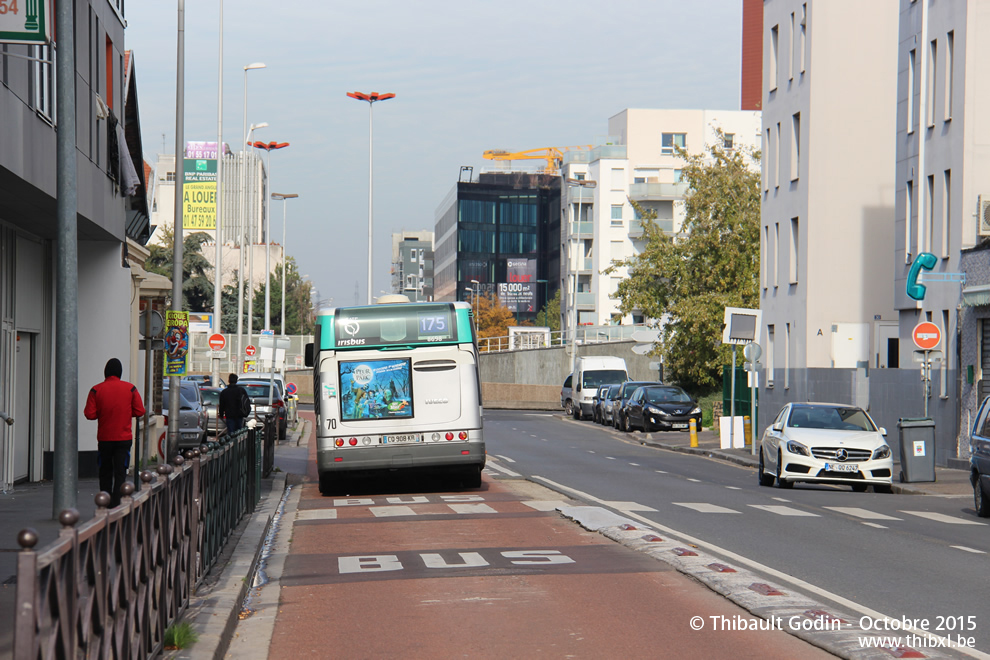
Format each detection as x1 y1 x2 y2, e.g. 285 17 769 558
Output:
305 300 485 493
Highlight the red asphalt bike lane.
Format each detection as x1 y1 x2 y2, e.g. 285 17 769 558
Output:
267 417 831 659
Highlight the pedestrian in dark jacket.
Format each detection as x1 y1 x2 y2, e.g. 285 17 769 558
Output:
84 358 146 507
218 374 250 434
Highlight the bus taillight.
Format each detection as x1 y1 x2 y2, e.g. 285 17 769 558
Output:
349 438 358 446
445 432 454 441
335 439 344 447
458 431 468 440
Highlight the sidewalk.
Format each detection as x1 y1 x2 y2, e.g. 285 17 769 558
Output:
0 418 310 660
623 423 973 497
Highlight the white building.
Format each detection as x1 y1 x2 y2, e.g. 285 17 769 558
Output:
391 231 434 301
759 0 898 385
558 109 761 328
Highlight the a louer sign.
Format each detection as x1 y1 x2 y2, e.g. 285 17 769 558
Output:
0 0 53 45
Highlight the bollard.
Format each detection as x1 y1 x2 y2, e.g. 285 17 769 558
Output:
743 415 752 446
689 418 698 448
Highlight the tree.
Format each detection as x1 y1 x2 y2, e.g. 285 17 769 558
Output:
145 224 215 312
535 289 561 333
605 134 761 390
247 258 314 335
473 292 515 339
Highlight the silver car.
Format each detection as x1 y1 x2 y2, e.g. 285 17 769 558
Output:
198 386 223 435
162 380 208 448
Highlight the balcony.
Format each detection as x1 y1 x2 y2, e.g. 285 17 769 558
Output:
628 181 689 201
567 186 595 202
578 257 593 273
576 292 596 309
589 144 627 161
628 220 644 238
569 221 594 238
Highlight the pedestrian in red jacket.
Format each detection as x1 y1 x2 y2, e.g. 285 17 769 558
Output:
84 358 146 507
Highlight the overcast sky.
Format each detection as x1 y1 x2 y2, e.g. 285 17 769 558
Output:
124 0 742 309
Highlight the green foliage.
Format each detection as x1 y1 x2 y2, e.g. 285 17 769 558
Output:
164 622 199 650
535 288 561 332
248 259 315 335
605 132 761 390
145 225 214 312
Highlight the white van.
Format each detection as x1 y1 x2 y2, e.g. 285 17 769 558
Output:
569 356 628 420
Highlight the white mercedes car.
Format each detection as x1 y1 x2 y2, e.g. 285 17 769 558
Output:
758 403 894 493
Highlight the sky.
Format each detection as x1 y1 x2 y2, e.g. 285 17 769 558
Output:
124 0 743 309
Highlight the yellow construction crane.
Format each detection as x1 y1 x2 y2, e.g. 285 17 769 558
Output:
482 145 592 175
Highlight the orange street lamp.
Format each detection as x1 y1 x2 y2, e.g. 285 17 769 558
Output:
251 140 290 332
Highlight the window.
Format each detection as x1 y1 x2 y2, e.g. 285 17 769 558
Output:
907 49 916 133
105 35 114 110
767 325 775 386
790 112 801 181
799 4 807 73
770 24 779 91
927 39 937 127
788 12 795 81
575 173 585 181
763 226 769 290
905 179 914 262
723 133 735 151
166 171 176 182
611 168 625 190
32 44 56 121
789 217 799 284
661 133 686 155
634 177 646 184
785 323 791 389
774 122 781 188
942 169 951 259
609 241 624 261
773 222 780 287
764 128 770 192
611 205 623 226
945 31 954 121
940 310 949 397
673 169 682 183
927 174 935 253
405 275 416 290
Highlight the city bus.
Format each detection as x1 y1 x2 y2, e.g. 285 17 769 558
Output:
304 299 485 493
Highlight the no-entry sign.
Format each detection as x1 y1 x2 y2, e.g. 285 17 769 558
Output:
913 322 941 350
245 345 257 356
208 333 226 351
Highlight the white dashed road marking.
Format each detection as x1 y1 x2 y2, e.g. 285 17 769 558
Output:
494 454 516 463
297 509 338 520
824 507 901 521
951 546 986 554
448 503 498 515
862 522 888 529
673 502 740 514
748 505 819 517
900 511 987 525
371 506 417 517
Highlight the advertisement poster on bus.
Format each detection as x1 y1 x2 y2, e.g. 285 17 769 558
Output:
182 141 222 231
339 359 413 421
163 311 190 377
499 258 537 312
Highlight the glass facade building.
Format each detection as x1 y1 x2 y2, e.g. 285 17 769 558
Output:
434 173 560 320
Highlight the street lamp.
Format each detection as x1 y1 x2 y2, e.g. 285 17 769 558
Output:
237 61 265 371
242 121 267 362
211 0 226 384
251 140 290 332
272 192 299 335
347 91 395 305
566 177 597 376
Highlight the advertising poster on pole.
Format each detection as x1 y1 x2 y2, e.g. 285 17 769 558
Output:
183 141 219 231
163 311 190 377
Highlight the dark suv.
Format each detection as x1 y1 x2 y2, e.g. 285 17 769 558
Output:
970 396 990 517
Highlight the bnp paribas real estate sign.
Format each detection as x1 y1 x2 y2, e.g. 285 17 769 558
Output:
183 141 220 231
0 0 53 45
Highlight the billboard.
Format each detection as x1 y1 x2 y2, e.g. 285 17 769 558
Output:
499 258 537 312
182 141 218 231
339 358 413 421
0 0 53 45
163 311 190 377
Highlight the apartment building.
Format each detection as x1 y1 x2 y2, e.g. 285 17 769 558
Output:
391 231 434 302
558 109 761 329
759 0 898 403
895 0 990 456
0 7 153 487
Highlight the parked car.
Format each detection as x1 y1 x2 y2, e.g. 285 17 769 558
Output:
183 374 224 387
569 356 628 420
592 385 612 424
969 396 990 516
600 384 622 427
621 385 701 433
560 375 573 415
199 386 223 435
162 380 208 448
758 402 893 493
239 381 286 438
612 380 663 430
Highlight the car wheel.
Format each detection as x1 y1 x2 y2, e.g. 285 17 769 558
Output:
874 484 893 494
775 451 793 488
573 405 582 421
564 400 574 416
851 483 868 493
622 414 632 433
758 449 775 487
974 475 990 517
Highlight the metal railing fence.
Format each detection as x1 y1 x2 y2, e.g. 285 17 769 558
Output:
13 426 267 660
477 324 651 354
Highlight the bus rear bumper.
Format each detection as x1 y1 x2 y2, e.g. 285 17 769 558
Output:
317 443 486 475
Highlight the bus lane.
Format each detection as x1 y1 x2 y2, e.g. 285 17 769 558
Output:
259 439 832 659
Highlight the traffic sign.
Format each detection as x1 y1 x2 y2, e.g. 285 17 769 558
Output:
245 345 257 356
912 322 941 350
205 350 227 359
286 383 298 396
208 333 226 351
631 329 661 343
631 343 653 355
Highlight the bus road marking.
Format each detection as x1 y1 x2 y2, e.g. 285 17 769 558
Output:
297 509 338 520
522 500 569 511
485 462 521 477
371 506 417 517
494 454 516 463
448 503 497 514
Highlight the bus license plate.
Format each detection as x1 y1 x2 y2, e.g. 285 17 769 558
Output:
384 434 421 444
824 463 859 473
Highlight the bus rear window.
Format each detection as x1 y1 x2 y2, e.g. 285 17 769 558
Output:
339 358 414 421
